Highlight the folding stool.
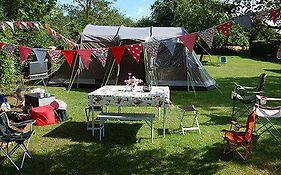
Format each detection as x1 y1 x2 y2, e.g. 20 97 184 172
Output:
178 105 201 134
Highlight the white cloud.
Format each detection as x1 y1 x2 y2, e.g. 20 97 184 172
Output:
137 7 144 17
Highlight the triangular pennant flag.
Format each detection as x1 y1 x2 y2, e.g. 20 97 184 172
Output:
27 21 33 28
92 48 109 67
32 48 47 66
5 21 14 31
4 44 16 58
0 42 5 49
162 38 177 55
178 32 198 54
254 11 266 21
110 46 126 64
47 50 62 64
125 44 143 63
15 21 23 29
61 50 76 68
198 27 216 48
47 27 57 38
217 21 233 36
1 22 6 31
47 26 52 34
38 22 43 28
33 22 40 29
277 44 281 60
18 45 32 64
58 34 63 39
145 37 161 60
21 21 28 29
77 49 93 69
234 12 252 30
269 8 280 24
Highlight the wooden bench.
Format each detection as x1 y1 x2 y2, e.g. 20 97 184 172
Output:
97 112 155 143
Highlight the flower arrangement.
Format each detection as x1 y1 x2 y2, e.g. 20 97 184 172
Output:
124 76 143 91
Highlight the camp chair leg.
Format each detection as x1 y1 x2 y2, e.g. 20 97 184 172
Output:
158 107 161 120
257 118 281 144
0 144 22 170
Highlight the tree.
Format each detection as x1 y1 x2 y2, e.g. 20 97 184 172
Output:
224 0 281 55
0 0 57 20
149 0 249 48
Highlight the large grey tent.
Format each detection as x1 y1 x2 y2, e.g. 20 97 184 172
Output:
49 25 216 90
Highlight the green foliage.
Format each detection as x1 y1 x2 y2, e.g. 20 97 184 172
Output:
150 0 249 47
135 17 155 27
223 0 281 42
0 0 57 20
0 31 22 93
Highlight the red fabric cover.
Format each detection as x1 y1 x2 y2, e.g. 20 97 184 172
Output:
30 105 59 126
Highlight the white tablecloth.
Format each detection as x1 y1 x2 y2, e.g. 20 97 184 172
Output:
88 85 171 108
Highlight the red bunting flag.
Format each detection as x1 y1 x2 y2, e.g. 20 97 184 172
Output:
0 42 5 49
217 21 233 36
18 45 32 64
61 50 76 68
15 21 23 29
269 9 280 24
27 21 33 28
46 26 57 38
125 44 143 63
77 49 93 69
110 46 126 64
178 32 197 54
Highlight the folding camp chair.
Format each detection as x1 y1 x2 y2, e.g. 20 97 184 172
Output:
0 112 35 171
222 111 257 160
255 95 281 144
231 73 266 119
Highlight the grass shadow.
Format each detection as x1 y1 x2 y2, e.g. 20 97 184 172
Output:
43 121 143 145
0 142 226 175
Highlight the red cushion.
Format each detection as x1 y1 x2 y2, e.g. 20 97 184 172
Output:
30 105 59 126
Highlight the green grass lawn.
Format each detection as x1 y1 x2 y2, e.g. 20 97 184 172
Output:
1 55 281 175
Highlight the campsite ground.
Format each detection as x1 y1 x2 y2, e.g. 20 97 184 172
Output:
1 55 281 174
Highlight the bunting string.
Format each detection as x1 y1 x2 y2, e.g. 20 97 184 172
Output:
0 8 280 70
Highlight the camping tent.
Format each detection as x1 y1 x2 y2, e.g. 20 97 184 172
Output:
49 25 216 90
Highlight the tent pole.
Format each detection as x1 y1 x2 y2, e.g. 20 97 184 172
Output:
67 69 79 92
68 43 80 90
185 47 196 95
68 54 78 90
115 64 120 85
104 59 116 86
198 42 212 63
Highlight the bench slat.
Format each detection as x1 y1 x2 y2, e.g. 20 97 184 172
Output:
97 113 155 121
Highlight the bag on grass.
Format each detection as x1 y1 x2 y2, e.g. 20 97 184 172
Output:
50 99 69 122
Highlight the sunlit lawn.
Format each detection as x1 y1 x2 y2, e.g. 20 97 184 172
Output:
1 55 281 174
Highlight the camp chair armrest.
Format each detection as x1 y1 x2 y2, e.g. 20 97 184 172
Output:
233 83 256 90
10 120 36 127
221 129 231 132
230 121 245 129
221 129 247 135
251 90 263 94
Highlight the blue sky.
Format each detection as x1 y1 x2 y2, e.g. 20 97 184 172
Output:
57 0 155 20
